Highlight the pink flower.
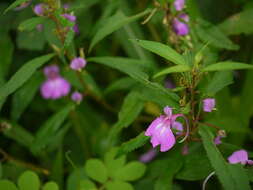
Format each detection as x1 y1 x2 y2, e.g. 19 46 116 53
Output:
174 0 185 11
214 130 226 145
40 65 70 99
70 57 87 71
33 3 46 16
173 14 189 36
228 150 253 165
145 106 189 152
62 13 76 22
203 98 215 112
71 91 83 103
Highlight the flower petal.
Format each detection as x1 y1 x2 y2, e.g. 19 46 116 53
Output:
145 116 165 136
228 149 249 165
159 127 176 152
163 106 173 117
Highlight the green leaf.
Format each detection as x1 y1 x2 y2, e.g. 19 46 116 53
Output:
105 181 133 190
79 179 96 190
0 54 54 103
51 148 63 189
11 73 43 121
131 39 186 65
88 57 179 101
202 62 253 72
115 161 146 181
31 104 74 153
85 159 108 183
109 91 144 142
64 28 75 49
42 182 59 190
194 19 239 50
18 17 47 31
117 132 149 157
104 148 126 179
0 180 18 190
18 171 40 190
3 0 28 14
204 71 233 95
2 120 34 149
153 65 191 78
219 8 253 35
89 9 150 51
199 126 250 190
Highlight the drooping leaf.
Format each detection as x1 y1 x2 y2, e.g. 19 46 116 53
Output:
199 126 250 190
202 62 253 72
3 0 28 14
31 104 74 153
18 171 40 190
204 71 233 95
85 159 108 183
89 9 150 51
131 39 186 65
153 65 191 78
0 54 54 104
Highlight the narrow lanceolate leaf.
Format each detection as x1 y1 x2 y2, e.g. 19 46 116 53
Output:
131 39 186 65
18 17 47 31
31 104 74 153
109 91 144 143
153 65 191 78
199 126 250 190
202 62 253 72
64 28 75 49
3 0 28 14
0 54 55 102
116 132 149 157
88 57 179 101
204 71 233 95
89 9 151 51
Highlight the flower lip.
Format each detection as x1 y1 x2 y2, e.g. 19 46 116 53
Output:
228 149 253 165
203 98 216 112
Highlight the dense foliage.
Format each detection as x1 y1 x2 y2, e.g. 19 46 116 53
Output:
0 0 253 189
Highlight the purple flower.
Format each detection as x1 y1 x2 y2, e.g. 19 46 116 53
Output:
173 14 189 36
40 65 71 99
164 78 176 89
33 3 46 16
139 149 157 163
73 24 80 34
145 106 189 152
203 98 215 112
63 3 70 10
71 91 83 103
228 150 253 165
62 13 76 22
14 0 31 11
70 57 87 71
214 130 226 145
174 0 185 11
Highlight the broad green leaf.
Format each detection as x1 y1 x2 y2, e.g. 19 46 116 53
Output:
153 65 191 78
109 91 144 142
18 17 47 31
85 159 108 183
116 132 149 157
31 104 74 153
0 54 54 103
18 171 40 190
42 182 59 190
199 126 250 190
131 39 186 65
104 148 126 179
89 9 150 51
11 73 43 121
115 161 146 181
3 0 28 14
194 19 239 50
105 181 133 190
204 71 233 95
219 8 253 35
202 62 253 72
79 179 96 190
2 120 34 149
88 57 179 101
0 180 18 190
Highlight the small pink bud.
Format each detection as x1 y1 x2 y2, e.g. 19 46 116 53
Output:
71 91 83 103
70 57 87 71
203 98 216 112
